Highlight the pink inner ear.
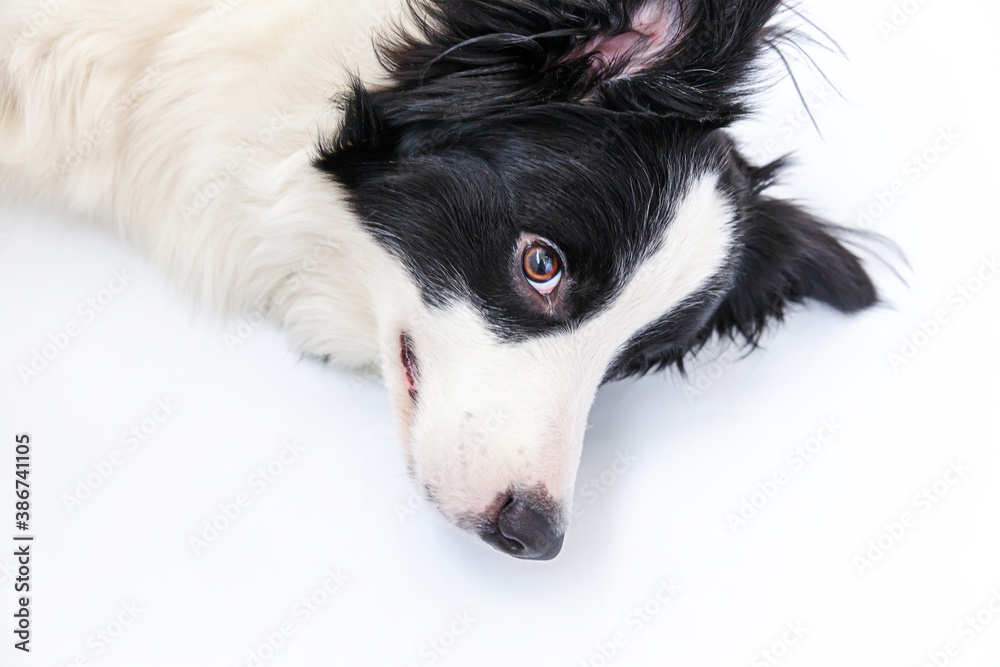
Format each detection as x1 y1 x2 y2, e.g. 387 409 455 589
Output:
578 1 684 78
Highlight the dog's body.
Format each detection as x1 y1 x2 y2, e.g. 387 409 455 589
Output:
1 0 398 366
1 0 877 559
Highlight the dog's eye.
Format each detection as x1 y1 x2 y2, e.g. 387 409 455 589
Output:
522 242 563 295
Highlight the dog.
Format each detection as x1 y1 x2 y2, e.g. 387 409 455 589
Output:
0 0 877 560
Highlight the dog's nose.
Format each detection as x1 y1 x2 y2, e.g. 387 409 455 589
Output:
481 496 564 560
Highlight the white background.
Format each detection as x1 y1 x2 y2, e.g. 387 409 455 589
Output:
2 0 999 665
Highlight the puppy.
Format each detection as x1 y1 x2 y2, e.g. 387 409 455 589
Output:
0 0 876 559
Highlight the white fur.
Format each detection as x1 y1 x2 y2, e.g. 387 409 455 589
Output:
406 176 734 526
0 0 735 531
0 0 407 366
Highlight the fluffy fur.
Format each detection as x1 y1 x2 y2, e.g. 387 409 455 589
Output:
0 0 876 559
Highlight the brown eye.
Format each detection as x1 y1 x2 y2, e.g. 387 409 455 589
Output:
522 242 563 295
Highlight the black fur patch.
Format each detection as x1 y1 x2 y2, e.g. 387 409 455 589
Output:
315 0 877 373
370 0 789 122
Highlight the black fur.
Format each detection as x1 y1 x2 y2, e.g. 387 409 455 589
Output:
369 0 789 122
320 97 721 338
606 149 877 380
315 0 877 375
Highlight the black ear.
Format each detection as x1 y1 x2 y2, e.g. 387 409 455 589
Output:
708 155 878 347
314 81 398 190
606 159 878 382
607 150 878 382
376 0 785 122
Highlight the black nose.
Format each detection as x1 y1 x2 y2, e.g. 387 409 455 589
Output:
481 496 565 560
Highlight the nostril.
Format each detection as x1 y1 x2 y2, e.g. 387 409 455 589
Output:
496 496 526 553
497 498 532 546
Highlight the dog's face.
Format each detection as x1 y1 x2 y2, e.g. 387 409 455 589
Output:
318 0 877 559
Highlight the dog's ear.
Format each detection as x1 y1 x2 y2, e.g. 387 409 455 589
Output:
714 197 877 345
607 152 877 381
705 154 877 349
315 81 401 189
379 0 784 122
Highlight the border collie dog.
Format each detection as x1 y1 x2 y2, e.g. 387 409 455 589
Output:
0 0 876 559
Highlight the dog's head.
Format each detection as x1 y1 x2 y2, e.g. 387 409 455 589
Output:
316 0 876 560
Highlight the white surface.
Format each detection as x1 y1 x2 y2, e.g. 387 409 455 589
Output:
2 1 999 665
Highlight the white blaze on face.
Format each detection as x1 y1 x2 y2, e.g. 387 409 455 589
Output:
388 175 736 527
